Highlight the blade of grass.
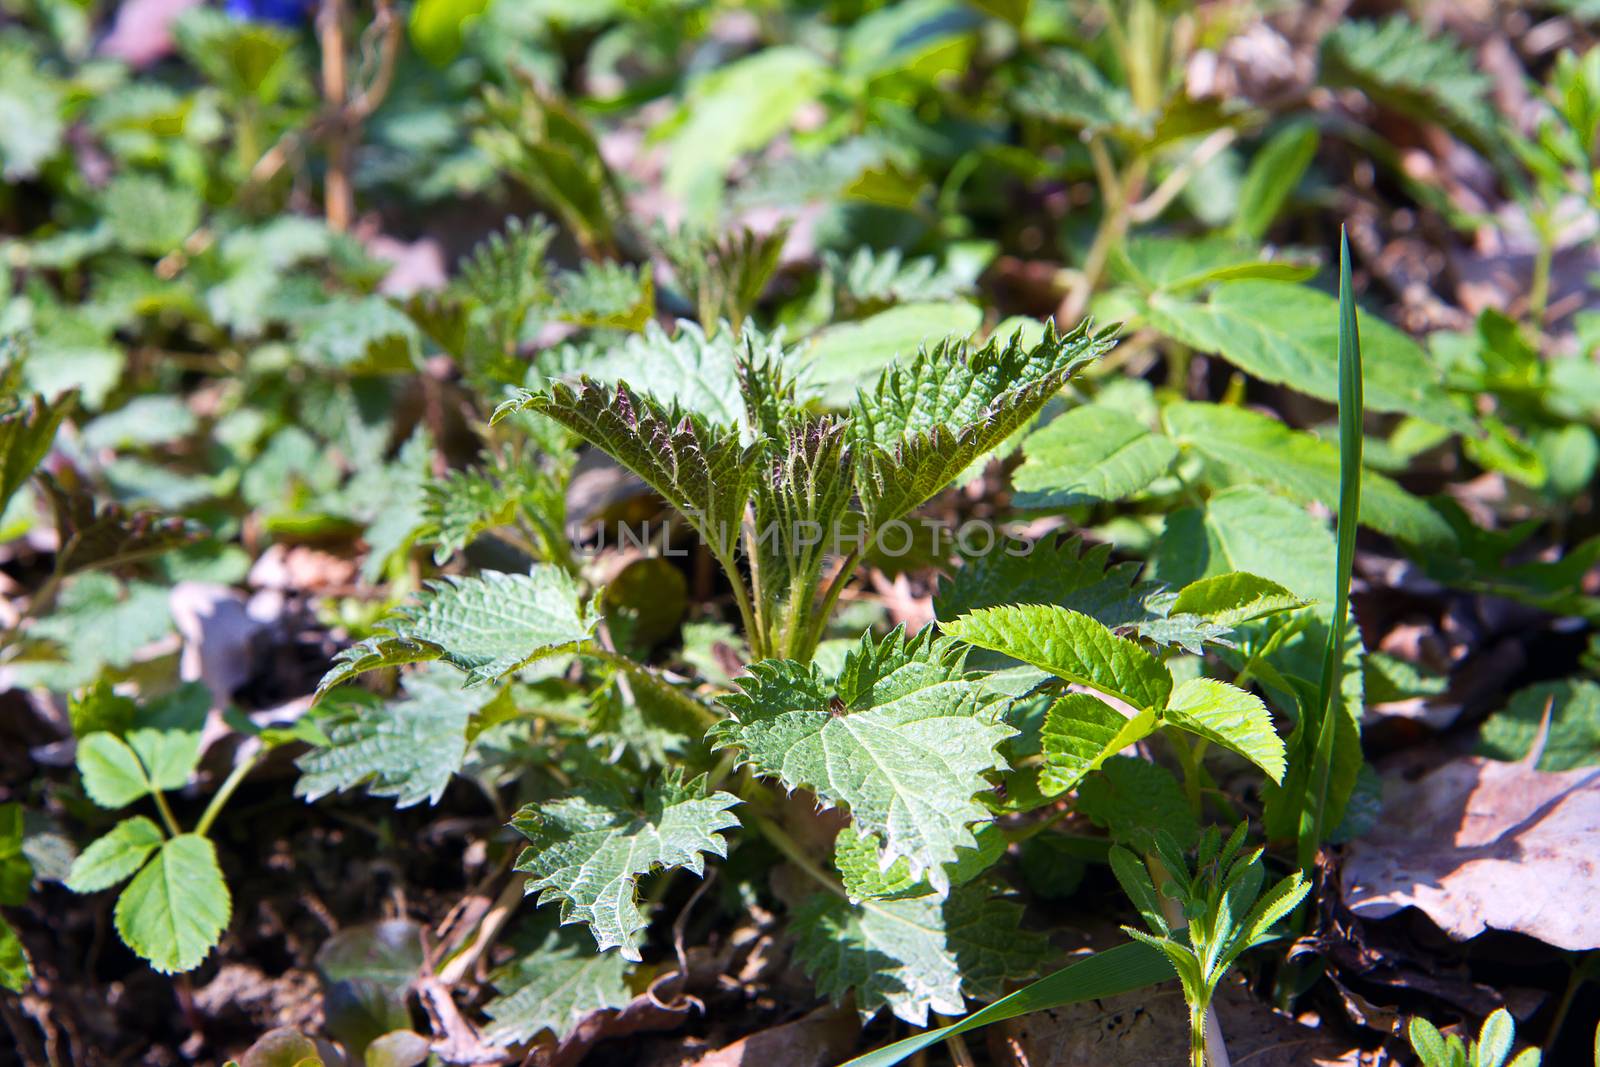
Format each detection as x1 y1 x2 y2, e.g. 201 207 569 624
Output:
840 940 1172 1067
1298 227 1363 873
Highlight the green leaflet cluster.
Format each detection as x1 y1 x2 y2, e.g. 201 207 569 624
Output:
944 595 1290 796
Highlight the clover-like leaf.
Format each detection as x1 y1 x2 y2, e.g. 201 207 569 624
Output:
1163 401 1454 547
318 566 596 692
66 816 164 893
510 771 740 960
76 733 154 809
1147 281 1467 430
712 628 1013 893
113 834 231 974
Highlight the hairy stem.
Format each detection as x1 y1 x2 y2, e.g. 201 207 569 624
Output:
795 545 866 663
747 811 847 899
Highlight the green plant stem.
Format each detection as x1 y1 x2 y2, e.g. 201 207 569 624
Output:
716 546 767 661
796 545 866 662
195 751 263 837
748 811 847 899
151 789 183 838
740 521 771 659
1544 951 1591 1049
1189 1002 1210 1067
1171 734 1205 818
1151 858 1230 1067
1529 209 1555 328
586 649 721 730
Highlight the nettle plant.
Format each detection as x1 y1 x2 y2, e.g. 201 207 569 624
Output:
310 291 1317 1042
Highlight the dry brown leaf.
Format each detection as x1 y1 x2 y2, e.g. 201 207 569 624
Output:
685 1004 859 1067
1344 757 1600 950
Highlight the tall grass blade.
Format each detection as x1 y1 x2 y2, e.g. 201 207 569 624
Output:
1298 227 1364 873
840 941 1171 1067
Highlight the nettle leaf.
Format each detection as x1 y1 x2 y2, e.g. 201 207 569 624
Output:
422 467 507 563
318 566 596 692
479 85 622 255
297 667 506 808
712 629 1013 893
1147 281 1467 430
1111 236 1315 294
113 834 230 974
1039 693 1157 797
496 379 757 560
1011 51 1140 134
1163 678 1286 782
511 771 740 960
299 296 421 374
102 174 201 257
482 918 632 1046
1321 16 1501 154
0 387 72 516
1163 402 1454 547
549 261 655 332
751 418 855 624
23 576 172 691
834 823 1006 903
573 319 756 431
943 605 1173 712
792 879 1049 1026
934 533 1150 628
1012 404 1179 510
658 224 788 331
824 246 977 312
849 321 1112 527
66 816 164 893
457 215 556 331
806 302 983 406
1170 572 1309 628
41 474 200 576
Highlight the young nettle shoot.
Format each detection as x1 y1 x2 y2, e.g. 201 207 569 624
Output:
1109 825 1311 1067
